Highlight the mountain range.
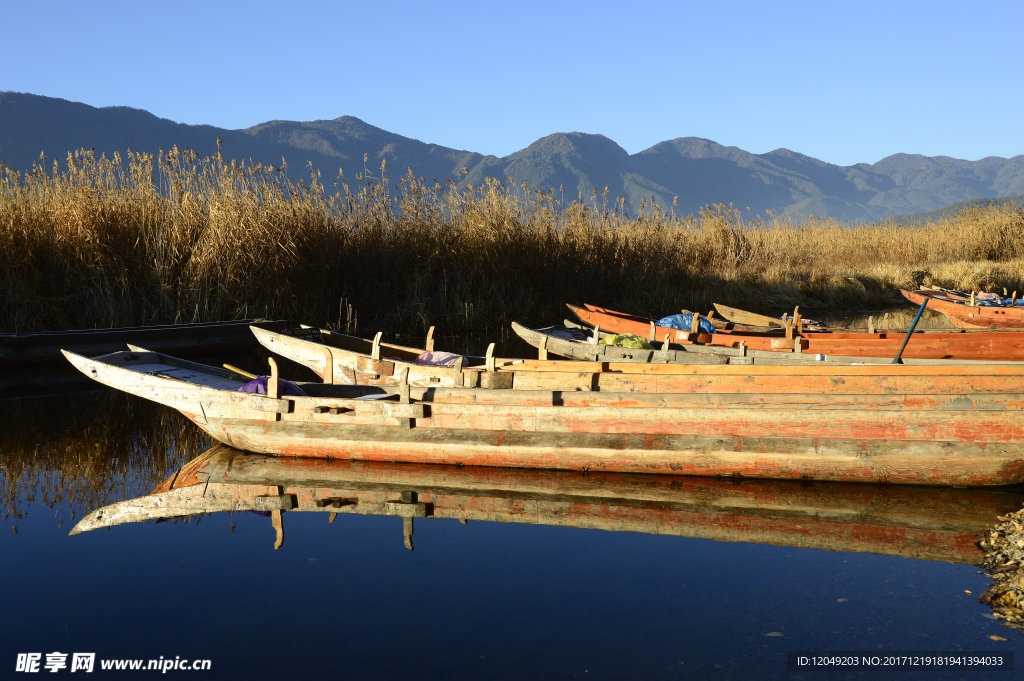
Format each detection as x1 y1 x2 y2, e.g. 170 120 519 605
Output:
2 91 1022 222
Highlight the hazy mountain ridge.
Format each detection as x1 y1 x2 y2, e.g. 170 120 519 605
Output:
2 91 1023 221
896 193 1024 224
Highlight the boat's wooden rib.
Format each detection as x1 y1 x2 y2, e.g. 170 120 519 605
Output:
570 304 1024 360
62 347 1024 485
71 445 1024 564
903 289 1024 329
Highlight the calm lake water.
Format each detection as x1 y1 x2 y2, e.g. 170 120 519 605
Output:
3 386 1024 680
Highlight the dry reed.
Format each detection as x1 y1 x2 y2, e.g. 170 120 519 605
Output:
3 147 1024 342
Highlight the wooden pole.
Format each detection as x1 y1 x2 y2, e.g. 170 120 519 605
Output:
892 299 929 364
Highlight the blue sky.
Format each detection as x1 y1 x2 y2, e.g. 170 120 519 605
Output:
4 0 1022 166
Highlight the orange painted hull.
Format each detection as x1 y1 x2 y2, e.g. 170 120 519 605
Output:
902 289 1024 329
572 304 1024 360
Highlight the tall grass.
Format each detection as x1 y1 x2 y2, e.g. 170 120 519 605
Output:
3 147 1024 340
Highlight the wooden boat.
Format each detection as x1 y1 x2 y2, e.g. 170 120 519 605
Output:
570 304 1024 361
71 444 1024 563
903 289 1024 329
509 322 1000 367
251 325 505 387
0 318 287 368
254 324 1016 392
62 346 1024 485
252 324 908 389
716 298 1024 336
712 302 932 333
712 302 828 331
710 300 1017 335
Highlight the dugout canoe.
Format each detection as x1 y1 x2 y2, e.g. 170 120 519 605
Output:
570 304 1024 361
251 325 503 387
710 303 828 331
715 300 1024 335
254 324 894 387
254 325 1013 392
714 302 926 333
62 347 1024 485
508 322 1000 367
902 289 1024 329
70 444 1024 563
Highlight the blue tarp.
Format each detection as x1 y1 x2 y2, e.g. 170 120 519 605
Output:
655 313 716 334
976 300 1024 307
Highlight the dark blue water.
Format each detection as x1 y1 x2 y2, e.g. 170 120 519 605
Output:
2 391 1022 680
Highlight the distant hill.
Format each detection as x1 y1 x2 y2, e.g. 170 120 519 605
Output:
896 194 1024 224
2 91 1023 222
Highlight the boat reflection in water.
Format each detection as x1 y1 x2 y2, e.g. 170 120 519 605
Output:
72 444 1024 562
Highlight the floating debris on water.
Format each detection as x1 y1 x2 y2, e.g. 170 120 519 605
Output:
979 509 1024 629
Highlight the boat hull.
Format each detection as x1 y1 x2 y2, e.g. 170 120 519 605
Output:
902 289 1024 329
509 322 991 367
258 325 1023 395
571 304 1024 360
63 349 1024 486
251 325 493 387
195 415 1024 486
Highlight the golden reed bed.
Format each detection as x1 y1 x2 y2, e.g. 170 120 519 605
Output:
2 147 1023 339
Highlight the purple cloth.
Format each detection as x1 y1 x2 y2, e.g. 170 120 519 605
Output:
415 351 464 366
238 376 307 397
